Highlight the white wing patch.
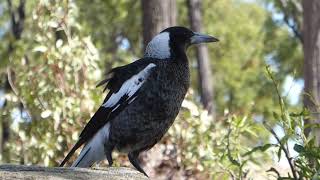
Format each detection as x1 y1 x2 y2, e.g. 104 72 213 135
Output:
102 63 156 109
144 32 171 59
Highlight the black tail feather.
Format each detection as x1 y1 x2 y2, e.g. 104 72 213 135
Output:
59 139 84 167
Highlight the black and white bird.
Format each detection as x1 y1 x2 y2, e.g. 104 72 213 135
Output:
59 26 218 177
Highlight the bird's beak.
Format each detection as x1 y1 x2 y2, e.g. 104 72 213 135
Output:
190 32 219 45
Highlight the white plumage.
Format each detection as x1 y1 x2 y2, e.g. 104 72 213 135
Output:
71 122 110 167
102 63 156 109
144 32 171 59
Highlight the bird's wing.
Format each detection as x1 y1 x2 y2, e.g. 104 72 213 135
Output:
59 59 157 166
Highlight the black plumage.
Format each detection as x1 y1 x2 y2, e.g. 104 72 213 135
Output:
59 26 218 177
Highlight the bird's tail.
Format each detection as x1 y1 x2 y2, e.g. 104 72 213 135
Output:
71 144 94 167
59 137 102 168
59 140 84 167
71 123 110 167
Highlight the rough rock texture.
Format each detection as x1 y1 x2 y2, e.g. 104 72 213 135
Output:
0 164 148 180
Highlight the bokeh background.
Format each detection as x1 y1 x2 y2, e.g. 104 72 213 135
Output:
0 0 319 179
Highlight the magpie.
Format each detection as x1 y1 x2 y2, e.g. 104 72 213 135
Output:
59 26 218 177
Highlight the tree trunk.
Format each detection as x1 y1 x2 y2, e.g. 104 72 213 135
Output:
303 0 320 144
187 0 215 116
141 0 176 50
140 0 177 174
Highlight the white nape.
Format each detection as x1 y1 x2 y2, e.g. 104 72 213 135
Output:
144 32 171 59
71 122 110 167
102 63 156 109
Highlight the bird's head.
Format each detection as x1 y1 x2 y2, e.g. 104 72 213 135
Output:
144 26 218 60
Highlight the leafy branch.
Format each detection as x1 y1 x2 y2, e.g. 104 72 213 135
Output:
266 66 299 179
226 66 320 179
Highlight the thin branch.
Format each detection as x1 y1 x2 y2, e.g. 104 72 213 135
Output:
6 67 31 119
266 124 299 180
266 66 285 113
278 0 303 43
266 167 281 179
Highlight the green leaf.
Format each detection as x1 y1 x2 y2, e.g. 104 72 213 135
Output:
277 147 282 162
243 143 277 157
273 112 280 120
304 123 320 130
293 144 304 153
280 134 290 146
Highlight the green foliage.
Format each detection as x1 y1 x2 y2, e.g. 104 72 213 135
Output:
167 94 272 179
229 67 320 180
77 0 142 66
1 0 101 165
201 0 301 119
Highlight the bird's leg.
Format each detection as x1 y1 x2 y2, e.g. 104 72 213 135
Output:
106 151 113 167
104 143 114 167
128 151 148 177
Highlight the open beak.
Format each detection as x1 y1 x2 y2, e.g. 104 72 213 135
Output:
190 32 219 45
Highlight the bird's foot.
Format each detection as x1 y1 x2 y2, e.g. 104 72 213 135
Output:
128 151 148 177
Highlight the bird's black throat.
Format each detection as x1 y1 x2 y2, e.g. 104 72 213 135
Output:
169 42 189 64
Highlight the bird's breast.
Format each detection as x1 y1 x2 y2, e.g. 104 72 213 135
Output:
143 61 190 117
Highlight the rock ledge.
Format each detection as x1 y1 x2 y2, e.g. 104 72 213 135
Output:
0 164 147 180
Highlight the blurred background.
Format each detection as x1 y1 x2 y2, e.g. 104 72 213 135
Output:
0 0 319 179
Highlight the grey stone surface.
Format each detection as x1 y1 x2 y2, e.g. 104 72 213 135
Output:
0 164 148 180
